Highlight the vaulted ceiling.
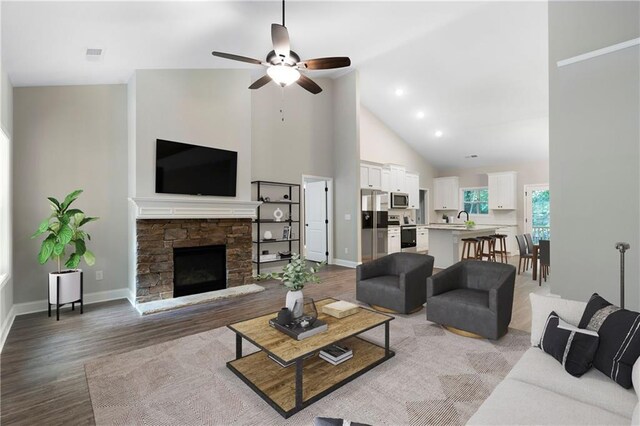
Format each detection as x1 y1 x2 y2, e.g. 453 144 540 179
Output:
2 1 548 169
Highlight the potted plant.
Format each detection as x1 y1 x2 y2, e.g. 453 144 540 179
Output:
465 220 476 229
258 253 325 318
31 190 98 316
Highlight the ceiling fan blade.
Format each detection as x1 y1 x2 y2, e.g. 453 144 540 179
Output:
298 57 351 70
271 23 290 61
249 74 272 90
211 51 263 65
296 74 322 94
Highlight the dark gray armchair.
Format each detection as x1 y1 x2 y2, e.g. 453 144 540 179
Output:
356 252 434 314
426 260 516 340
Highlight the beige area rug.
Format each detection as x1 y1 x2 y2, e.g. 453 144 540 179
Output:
136 284 265 315
85 311 530 425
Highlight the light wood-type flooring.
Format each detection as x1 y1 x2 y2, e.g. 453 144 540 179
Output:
1 258 547 425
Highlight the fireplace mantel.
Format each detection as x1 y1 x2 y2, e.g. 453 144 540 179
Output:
130 197 261 219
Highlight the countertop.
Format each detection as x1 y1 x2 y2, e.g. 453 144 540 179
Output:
424 225 500 232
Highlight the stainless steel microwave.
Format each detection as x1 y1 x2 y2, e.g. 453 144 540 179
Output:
390 192 409 209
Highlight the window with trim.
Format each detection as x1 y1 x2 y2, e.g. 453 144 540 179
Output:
462 188 489 215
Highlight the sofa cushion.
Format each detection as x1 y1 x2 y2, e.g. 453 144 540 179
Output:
467 377 631 425
530 293 586 346
539 311 599 377
579 293 640 388
359 275 400 289
507 348 636 418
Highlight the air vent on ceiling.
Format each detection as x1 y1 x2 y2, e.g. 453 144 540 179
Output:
86 48 103 56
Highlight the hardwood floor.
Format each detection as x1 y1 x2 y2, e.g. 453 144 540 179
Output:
1 261 546 425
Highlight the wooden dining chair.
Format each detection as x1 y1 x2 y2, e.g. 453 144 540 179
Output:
538 239 550 285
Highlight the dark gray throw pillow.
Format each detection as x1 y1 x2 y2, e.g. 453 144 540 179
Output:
579 293 640 388
539 311 599 377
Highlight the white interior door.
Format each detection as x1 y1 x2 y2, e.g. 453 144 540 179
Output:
305 181 327 262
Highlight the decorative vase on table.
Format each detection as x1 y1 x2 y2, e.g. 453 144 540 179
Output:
286 289 304 318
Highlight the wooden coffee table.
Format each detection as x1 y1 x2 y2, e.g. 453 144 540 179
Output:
227 298 395 418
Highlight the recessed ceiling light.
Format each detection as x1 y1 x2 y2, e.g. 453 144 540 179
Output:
394 88 404 96
434 130 443 138
416 111 425 119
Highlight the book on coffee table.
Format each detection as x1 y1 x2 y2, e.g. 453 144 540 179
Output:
268 318 328 340
322 301 360 318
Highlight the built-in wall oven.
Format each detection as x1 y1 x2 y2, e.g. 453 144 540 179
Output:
390 192 409 209
401 225 417 252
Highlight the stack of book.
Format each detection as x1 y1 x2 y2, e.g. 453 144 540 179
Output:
319 344 353 365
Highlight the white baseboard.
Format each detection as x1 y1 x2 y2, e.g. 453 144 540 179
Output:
0 305 16 353
12 288 131 316
332 258 360 268
127 289 136 307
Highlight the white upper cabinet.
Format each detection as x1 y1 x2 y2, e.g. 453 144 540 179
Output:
360 164 383 190
488 172 517 210
381 168 391 192
433 177 459 210
405 172 419 209
389 165 407 193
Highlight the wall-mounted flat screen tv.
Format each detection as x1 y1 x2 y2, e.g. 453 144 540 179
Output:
155 139 237 197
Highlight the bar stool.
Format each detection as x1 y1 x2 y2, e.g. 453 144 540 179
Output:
461 238 479 261
493 234 508 263
477 236 496 262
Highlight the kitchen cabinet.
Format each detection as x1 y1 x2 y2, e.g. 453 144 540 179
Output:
389 165 407 193
417 226 429 251
488 172 517 210
405 173 420 209
388 227 401 254
360 164 383 190
496 226 517 254
433 177 459 210
381 169 391 192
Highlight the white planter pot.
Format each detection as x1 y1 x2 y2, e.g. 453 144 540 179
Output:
285 289 304 318
49 269 82 305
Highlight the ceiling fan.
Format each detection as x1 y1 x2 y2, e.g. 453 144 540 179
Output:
211 0 351 94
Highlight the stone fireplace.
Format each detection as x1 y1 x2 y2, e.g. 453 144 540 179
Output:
135 218 252 303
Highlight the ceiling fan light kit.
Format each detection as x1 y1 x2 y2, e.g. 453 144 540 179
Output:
211 0 351 95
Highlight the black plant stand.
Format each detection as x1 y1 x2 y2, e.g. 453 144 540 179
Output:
48 271 84 321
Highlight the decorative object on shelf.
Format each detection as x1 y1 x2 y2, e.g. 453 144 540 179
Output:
257 253 325 319
278 251 292 259
263 230 274 240
283 194 289 200
442 214 449 224
282 225 291 240
273 208 284 222
31 189 98 321
465 220 476 229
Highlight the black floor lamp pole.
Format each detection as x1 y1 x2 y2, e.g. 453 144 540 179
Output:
615 242 630 309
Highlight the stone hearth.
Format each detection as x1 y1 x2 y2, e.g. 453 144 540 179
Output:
135 219 252 303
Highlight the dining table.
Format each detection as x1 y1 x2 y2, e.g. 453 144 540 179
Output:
531 244 539 281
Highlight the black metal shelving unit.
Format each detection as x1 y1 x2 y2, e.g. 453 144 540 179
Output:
252 180 301 275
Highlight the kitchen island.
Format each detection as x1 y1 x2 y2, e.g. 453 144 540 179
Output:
425 225 500 269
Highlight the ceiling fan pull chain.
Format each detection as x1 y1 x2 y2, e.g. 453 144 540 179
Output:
280 86 286 122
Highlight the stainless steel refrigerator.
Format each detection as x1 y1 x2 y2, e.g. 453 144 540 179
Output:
361 190 389 263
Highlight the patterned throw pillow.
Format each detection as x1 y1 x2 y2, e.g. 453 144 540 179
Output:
579 293 640 388
539 311 599 377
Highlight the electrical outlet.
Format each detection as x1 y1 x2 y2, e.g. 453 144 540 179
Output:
344 248 349 254
96 270 104 281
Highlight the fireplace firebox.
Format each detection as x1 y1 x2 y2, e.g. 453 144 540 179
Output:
173 245 226 297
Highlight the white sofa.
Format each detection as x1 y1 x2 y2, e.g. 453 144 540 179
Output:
468 293 638 425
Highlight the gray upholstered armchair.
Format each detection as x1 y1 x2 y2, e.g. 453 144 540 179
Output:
426 260 516 340
356 252 434 314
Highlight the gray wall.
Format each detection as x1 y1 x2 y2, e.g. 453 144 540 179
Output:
332 71 361 264
12 85 129 304
252 78 335 183
131 69 252 200
549 1 640 307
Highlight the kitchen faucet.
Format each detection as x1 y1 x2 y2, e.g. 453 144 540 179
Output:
457 210 469 222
